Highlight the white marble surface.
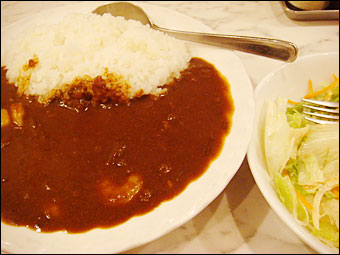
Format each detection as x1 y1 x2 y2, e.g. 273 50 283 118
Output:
1 1 338 254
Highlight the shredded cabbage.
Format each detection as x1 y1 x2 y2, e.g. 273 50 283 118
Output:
264 75 339 250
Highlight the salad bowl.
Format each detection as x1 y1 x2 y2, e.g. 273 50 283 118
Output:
247 52 339 254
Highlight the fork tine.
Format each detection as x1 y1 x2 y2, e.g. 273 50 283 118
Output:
303 110 339 120
304 116 339 125
301 98 339 124
302 98 339 108
303 104 339 113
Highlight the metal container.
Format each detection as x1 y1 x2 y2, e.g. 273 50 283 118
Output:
281 1 339 20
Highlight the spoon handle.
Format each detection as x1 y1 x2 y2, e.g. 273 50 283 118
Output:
154 25 298 62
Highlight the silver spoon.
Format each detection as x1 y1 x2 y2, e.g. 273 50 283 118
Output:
93 2 298 62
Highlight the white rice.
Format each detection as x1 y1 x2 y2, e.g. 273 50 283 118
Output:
2 13 191 103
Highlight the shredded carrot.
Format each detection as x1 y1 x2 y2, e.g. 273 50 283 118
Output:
283 169 313 210
332 73 339 81
282 169 289 176
308 79 314 93
288 99 299 105
294 185 313 210
331 186 339 200
304 78 339 99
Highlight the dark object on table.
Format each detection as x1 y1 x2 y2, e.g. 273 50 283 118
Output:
282 1 339 20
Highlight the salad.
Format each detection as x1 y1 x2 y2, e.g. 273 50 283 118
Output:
264 74 339 249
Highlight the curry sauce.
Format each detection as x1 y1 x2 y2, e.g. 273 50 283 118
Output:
1 58 234 233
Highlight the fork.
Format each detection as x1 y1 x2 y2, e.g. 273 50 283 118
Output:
302 99 339 124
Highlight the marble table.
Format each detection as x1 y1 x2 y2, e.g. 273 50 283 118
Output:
1 1 339 254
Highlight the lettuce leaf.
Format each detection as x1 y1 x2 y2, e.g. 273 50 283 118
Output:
264 93 339 250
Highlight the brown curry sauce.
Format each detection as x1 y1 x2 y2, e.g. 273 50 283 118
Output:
1 58 234 233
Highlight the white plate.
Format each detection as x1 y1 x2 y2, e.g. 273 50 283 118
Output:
247 52 339 254
1 2 254 253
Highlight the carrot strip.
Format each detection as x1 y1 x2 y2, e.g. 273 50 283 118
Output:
282 169 289 176
294 185 313 210
288 99 299 105
304 78 339 99
283 169 313 210
308 80 314 93
331 186 339 200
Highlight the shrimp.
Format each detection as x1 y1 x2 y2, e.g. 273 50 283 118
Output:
99 174 143 205
10 103 25 127
1 109 10 128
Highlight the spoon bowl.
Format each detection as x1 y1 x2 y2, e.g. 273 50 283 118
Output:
94 2 151 25
93 2 298 62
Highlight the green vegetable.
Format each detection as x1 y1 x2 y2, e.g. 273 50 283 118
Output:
264 78 339 249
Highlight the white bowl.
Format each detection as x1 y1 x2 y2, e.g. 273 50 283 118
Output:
247 52 339 254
